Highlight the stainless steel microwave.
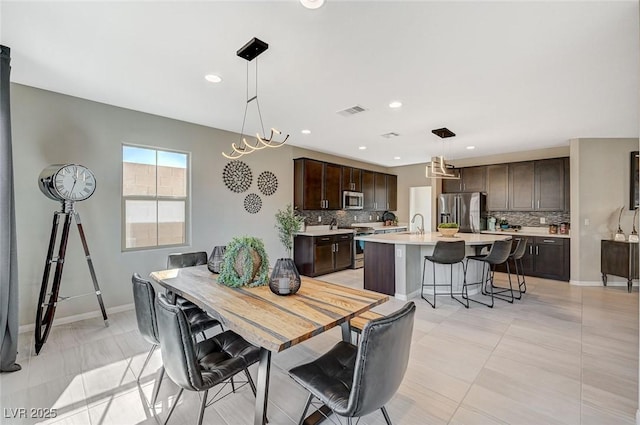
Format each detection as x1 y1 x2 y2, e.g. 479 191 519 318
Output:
343 191 364 210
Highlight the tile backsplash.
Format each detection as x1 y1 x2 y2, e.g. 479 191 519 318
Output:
298 210 388 228
488 211 570 227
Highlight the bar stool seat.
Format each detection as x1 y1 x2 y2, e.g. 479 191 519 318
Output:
464 239 513 308
421 240 467 309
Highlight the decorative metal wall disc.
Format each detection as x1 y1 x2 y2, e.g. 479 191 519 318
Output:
244 193 262 214
223 161 252 193
257 171 278 196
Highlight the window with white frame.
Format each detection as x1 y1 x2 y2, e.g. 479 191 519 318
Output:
122 145 189 250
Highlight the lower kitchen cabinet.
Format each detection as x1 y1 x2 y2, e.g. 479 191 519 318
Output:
294 233 353 277
496 236 569 281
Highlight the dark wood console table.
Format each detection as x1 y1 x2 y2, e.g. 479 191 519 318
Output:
601 240 638 293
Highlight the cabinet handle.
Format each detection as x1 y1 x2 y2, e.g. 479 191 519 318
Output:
387 202 389 209
335 243 339 252
529 246 533 255
542 239 556 243
536 246 539 255
331 243 335 252
531 200 534 208
463 183 466 191
537 200 540 209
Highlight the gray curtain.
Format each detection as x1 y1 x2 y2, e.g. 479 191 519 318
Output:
0 45 20 372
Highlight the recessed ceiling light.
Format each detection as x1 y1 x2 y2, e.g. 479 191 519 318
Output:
394 156 401 160
358 146 367 150
301 129 311 135
389 101 402 109
300 0 325 9
466 146 476 150
204 74 222 83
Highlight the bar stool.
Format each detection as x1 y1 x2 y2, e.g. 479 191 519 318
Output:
464 239 513 308
421 240 467 308
509 237 528 300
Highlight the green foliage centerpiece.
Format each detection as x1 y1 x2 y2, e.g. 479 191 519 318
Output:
271 204 304 295
218 236 269 287
437 222 459 237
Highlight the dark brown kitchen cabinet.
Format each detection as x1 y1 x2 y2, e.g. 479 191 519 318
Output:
342 166 361 192
441 167 486 193
386 174 398 211
601 240 638 293
362 170 375 210
535 158 564 211
294 233 353 277
362 171 392 211
509 161 535 210
486 164 509 210
374 173 387 211
495 236 568 281
508 159 565 211
294 158 342 210
564 157 570 212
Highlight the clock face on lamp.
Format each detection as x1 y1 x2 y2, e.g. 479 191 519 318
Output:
39 164 96 202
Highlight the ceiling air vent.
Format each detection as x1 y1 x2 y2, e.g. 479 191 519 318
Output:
336 105 367 117
381 132 400 139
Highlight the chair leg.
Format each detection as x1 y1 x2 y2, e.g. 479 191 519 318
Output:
297 393 313 425
421 257 436 308
230 376 236 393
138 344 157 382
196 389 208 425
450 260 469 308
518 257 527 293
151 366 165 406
245 369 257 397
163 388 184 425
381 406 393 425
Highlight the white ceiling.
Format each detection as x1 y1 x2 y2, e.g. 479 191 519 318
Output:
2 1 638 167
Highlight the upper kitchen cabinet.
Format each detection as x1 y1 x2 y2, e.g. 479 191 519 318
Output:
442 166 486 193
486 164 509 210
563 157 570 212
508 159 565 211
294 158 342 210
386 174 398 211
341 166 361 192
535 158 565 211
362 171 397 211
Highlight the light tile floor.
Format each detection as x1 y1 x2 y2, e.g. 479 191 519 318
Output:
1 270 637 425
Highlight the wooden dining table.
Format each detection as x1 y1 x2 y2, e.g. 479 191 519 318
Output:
150 265 388 425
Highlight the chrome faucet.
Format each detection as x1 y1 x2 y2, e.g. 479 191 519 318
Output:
411 213 425 235
329 218 337 230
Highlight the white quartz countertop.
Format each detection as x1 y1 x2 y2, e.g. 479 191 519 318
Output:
296 225 354 237
355 231 511 246
481 227 570 239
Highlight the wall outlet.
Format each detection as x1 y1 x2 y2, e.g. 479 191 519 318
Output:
353 216 357 221
540 217 546 224
317 216 322 223
376 215 380 220
369 215 372 221
396 249 402 258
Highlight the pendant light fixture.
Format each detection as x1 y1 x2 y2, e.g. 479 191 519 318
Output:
222 37 289 160
425 127 460 179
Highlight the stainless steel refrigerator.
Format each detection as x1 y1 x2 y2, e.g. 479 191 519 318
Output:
438 192 487 233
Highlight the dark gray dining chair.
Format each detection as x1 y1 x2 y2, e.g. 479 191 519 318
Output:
131 274 221 405
464 239 513 308
509 237 528 299
155 293 260 425
289 302 416 425
167 251 208 269
421 240 467 308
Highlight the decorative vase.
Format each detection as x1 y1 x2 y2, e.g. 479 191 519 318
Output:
234 247 262 282
269 258 301 296
207 246 226 274
438 227 459 237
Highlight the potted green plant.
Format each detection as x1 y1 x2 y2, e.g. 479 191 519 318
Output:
499 217 509 229
271 204 305 295
274 204 306 258
218 236 269 287
437 222 460 237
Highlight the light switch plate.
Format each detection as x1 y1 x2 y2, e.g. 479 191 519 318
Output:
540 217 546 224
396 249 402 257
317 216 322 222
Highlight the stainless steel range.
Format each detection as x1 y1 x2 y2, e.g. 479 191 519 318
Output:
351 226 375 269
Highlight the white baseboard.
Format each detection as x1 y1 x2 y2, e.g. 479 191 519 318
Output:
19 303 135 334
635 409 640 425
570 279 632 288
395 289 421 301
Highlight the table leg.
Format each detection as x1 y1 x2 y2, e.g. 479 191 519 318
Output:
254 348 271 425
628 278 633 293
340 321 351 342
602 273 608 286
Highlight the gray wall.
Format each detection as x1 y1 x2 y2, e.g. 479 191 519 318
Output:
11 84 296 326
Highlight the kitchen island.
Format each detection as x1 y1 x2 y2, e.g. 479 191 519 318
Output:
355 232 512 299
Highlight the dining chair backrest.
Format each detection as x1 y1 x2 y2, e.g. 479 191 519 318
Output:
131 273 159 346
511 237 528 260
155 292 203 392
347 301 416 417
431 240 466 264
483 239 513 265
167 251 208 269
